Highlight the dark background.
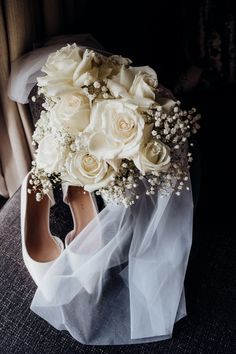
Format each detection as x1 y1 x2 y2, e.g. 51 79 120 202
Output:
34 0 236 224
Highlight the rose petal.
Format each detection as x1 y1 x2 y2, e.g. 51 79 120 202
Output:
88 132 122 160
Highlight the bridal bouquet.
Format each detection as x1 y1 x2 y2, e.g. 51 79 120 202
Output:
29 44 200 206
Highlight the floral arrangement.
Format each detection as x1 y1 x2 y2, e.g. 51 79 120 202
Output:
29 44 200 207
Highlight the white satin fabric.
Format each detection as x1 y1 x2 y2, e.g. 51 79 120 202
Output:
31 179 193 345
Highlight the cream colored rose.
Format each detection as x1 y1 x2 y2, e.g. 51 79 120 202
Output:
129 68 156 101
36 134 63 174
49 94 90 134
133 139 171 174
73 49 102 88
37 44 84 96
106 66 134 97
107 65 157 107
63 150 115 191
37 45 105 96
73 50 125 87
86 99 145 159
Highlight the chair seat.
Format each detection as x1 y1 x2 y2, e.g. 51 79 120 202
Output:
0 187 235 353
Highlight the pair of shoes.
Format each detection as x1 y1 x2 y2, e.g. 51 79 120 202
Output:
21 173 97 286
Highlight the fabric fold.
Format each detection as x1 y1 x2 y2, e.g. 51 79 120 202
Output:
31 179 193 345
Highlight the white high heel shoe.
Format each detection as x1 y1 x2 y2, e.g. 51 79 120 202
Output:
62 183 101 294
62 183 98 247
21 173 64 286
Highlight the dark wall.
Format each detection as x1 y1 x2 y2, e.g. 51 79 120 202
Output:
38 0 236 224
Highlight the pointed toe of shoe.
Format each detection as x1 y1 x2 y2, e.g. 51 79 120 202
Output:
22 236 64 286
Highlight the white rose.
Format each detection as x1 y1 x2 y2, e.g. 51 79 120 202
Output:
37 44 84 96
129 68 157 101
49 93 90 134
86 99 145 159
63 151 115 192
133 125 170 174
73 49 101 88
37 45 104 96
107 65 157 107
36 134 63 174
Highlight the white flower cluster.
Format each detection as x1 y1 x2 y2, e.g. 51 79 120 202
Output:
29 43 200 206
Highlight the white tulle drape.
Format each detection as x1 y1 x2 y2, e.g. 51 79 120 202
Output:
8 38 194 344
31 179 193 345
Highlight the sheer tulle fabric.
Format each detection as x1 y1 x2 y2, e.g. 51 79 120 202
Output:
31 180 193 345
